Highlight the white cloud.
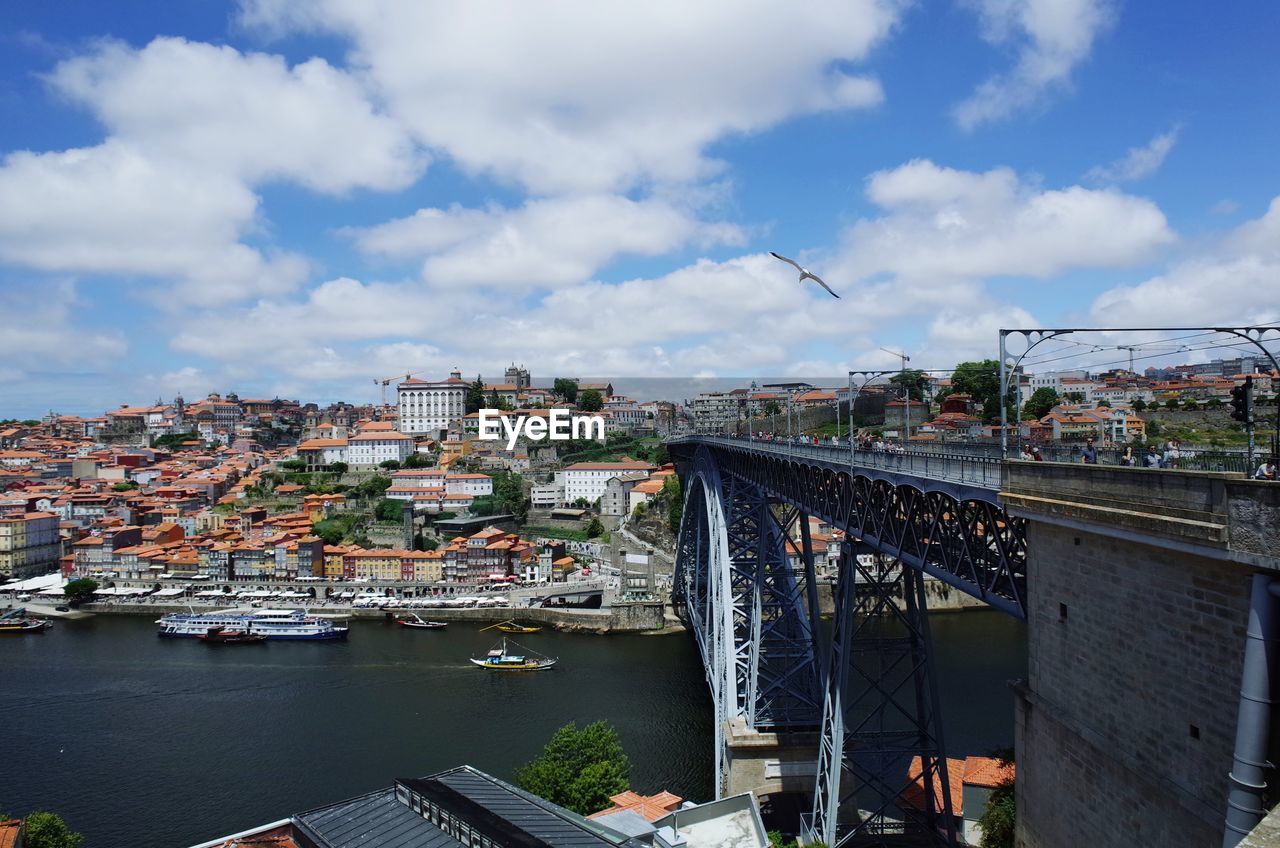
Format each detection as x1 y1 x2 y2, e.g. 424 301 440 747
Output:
0 142 308 305
1090 197 1280 327
350 195 745 288
239 0 901 193
0 282 127 381
953 0 1112 129
1086 126 1181 183
832 159 1174 282
49 37 424 194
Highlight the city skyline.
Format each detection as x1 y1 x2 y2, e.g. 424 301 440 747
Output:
3 1 1279 417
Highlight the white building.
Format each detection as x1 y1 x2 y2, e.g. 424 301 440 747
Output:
397 370 468 436
561 461 654 505
531 482 563 508
347 427 416 469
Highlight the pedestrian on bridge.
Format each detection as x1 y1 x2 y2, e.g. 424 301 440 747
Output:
1255 457 1278 481
1080 437 1099 464
1144 445 1163 468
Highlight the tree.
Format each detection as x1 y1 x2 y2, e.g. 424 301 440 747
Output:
1131 398 1147 412
663 475 682 533
585 517 604 538
379 459 401 470
579 389 604 412
1165 398 1181 410
889 368 929 402
514 721 631 816
112 481 139 491
946 360 1007 423
64 578 98 604
279 459 307 471
763 400 782 417
23 811 84 848
1021 387 1059 421
492 472 530 521
403 452 431 468
553 378 579 404
976 751 1016 848
375 498 406 522
328 461 349 475
1096 399 1111 408
465 376 486 414
312 521 345 545
471 495 497 516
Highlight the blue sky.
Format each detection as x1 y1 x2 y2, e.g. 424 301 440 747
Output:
1 0 1278 417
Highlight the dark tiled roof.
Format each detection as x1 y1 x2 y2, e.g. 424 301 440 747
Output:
402 767 640 848
294 788 462 848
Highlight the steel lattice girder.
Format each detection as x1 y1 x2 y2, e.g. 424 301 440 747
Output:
810 549 956 848
673 448 823 796
681 443 1027 619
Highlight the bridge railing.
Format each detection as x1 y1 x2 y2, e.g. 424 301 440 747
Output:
670 435 1005 489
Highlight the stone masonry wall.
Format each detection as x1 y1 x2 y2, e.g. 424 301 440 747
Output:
1015 521 1250 848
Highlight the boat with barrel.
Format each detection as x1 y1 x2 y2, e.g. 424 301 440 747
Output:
396 614 448 629
470 637 557 671
0 608 51 634
482 619 542 634
156 608 347 640
197 625 267 645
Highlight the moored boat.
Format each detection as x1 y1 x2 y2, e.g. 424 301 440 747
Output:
481 619 542 634
397 614 448 629
156 609 348 640
470 637 556 671
0 609 51 634
197 625 266 644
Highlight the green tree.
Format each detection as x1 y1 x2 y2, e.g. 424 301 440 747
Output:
328 461 349 475
492 472 530 521
379 459 401 470
1131 398 1147 412
553 378 580 403
888 368 929 402
763 400 782 417
514 721 632 816
471 495 497 516
585 517 604 538
663 475 682 533
278 459 307 471
1096 399 1111 408
312 521 345 545
1165 398 1181 410
976 751 1016 848
112 481 139 491
23 811 84 848
466 376 486 414
64 578 98 604
579 389 604 412
944 360 1008 423
1021 387 1059 421
375 498 406 522
403 452 431 469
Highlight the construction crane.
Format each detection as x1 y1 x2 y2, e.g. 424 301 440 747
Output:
374 369 431 407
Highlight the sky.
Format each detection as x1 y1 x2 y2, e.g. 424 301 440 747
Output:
1 0 1279 417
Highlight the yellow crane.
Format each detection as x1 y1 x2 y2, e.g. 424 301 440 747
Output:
373 369 432 407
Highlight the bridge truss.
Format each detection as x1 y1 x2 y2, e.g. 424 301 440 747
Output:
671 440 1026 847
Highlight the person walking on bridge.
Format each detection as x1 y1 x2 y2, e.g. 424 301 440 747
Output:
1080 437 1099 464
1144 445 1163 468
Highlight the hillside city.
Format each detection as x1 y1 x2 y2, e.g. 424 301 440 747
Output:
2 356 1274 590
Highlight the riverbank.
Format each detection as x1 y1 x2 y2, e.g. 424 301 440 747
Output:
71 599 669 633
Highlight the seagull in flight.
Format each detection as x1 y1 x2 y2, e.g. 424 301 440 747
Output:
769 251 840 298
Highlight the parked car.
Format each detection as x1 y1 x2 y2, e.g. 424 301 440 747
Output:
55 605 70 612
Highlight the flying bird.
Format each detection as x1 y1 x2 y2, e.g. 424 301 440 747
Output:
769 251 840 298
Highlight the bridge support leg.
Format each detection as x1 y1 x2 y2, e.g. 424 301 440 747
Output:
807 552 956 847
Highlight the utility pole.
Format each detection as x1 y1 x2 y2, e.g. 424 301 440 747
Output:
881 347 911 443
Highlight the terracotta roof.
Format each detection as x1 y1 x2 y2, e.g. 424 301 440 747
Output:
0 820 21 848
589 790 684 822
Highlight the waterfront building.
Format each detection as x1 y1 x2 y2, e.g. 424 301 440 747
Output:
0 512 61 578
441 526 535 583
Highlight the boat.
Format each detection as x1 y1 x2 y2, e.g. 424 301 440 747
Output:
197 625 266 645
156 608 348 640
0 608 51 634
481 619 542 634
396 614 448 629
470 637 557 671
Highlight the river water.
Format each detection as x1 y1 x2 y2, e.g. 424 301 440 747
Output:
0 610 1024 847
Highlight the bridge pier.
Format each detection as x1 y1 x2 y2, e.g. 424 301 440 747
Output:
1002 462 1280 848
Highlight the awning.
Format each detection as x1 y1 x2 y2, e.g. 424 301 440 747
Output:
153 588 186 597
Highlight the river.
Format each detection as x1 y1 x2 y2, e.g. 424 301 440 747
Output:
0 610 1025 847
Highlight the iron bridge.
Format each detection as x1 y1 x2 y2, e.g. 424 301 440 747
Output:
668 435 1027 847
